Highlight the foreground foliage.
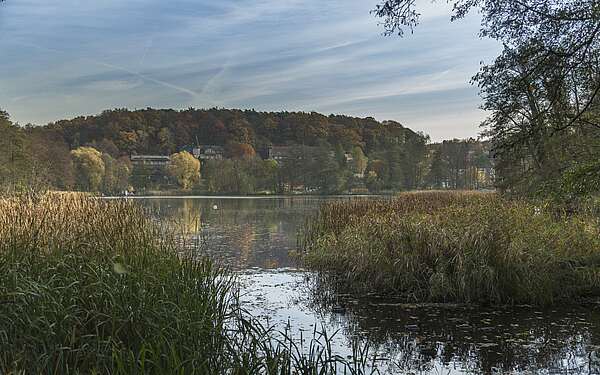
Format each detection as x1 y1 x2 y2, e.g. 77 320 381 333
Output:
0 194 374 374
301 192 600 305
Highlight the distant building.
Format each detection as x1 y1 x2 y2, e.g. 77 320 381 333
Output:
130 155 171 190
130 155 171 166
267 145 320 161
268 146 294 161
192 145 225 160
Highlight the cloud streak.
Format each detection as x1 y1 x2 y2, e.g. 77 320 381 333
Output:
0 0 500 140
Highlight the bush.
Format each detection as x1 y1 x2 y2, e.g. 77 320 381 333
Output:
300 191 600 305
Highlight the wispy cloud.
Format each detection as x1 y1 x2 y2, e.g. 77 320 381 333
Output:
93 61 203 99
0 0 500 140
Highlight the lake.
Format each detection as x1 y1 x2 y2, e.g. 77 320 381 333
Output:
137 196 600 374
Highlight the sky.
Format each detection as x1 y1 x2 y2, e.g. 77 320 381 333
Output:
0 0 500 141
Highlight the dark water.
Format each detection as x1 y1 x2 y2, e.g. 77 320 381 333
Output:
137 196 600 374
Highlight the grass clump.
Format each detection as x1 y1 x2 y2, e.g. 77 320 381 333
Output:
0 193 375 374
300 191 600 305
0 193 236 374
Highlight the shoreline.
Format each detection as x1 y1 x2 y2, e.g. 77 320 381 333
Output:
101 194 390 199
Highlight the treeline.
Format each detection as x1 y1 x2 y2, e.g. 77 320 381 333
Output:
0 111 74 191
46 108 422 157
0 108 493 194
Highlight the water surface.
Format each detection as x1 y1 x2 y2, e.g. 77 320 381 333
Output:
138 196 600 374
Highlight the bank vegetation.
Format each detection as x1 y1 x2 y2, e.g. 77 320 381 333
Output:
0 193 373 374
301 192 600 305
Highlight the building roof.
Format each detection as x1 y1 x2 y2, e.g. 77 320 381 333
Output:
195 145 225 151
130 155 170 160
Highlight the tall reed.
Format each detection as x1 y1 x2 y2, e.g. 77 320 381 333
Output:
300 191 600 305
0 193 376 374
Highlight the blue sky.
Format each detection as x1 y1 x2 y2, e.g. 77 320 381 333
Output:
0 0 500 141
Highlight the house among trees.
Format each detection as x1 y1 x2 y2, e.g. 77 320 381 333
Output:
130 155 171 190
192 145 225 160
130 155 171 166
267 145 320 161
267 145 293 161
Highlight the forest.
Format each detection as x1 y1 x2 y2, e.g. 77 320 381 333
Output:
0 108 493 195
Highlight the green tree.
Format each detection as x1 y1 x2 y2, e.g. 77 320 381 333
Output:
0 111 29 190
26 127 75 191
383 143 405 190
71 147 105 191
261 159 279 193
203 160 255 195
157 127 176 154
130 164 152 191
168 151 200 190
426 149 449 189
308 142 346 194
374 0 600 197
102 154 131 194
365 171 384 193
279 146 310 192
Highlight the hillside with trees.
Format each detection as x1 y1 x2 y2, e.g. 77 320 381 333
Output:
0 107 493 195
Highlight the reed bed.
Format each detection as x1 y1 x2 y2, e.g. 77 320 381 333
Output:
300 191 600 305
0 193 375 374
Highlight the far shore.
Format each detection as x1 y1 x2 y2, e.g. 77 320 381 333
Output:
101 193 391 199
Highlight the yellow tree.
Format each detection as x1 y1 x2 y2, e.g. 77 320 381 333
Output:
71 147 105 191
168 151 200 190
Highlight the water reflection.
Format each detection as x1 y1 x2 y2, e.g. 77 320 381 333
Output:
241 271 600 375
339 300 599 374
138 197 600 374
139 196 336 269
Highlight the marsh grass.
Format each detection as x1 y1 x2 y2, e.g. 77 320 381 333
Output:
300 191 600 305
0 193 375 374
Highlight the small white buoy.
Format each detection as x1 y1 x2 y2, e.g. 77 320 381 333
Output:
213 204 218 210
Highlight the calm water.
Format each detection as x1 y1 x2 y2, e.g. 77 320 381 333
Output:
137 196 600 374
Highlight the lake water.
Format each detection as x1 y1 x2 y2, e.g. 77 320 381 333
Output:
138 196 600 374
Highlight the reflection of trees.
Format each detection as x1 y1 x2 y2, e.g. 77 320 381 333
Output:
137 197 330 269
231 224 255 269
143 198 203 235
305 276 598 374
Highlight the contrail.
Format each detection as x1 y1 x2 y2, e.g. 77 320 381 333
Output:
199 52 234 106
17 41 202 100
94 60 201 99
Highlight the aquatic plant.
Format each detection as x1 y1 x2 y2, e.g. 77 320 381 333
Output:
0 193 376 374
300 191 600 305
